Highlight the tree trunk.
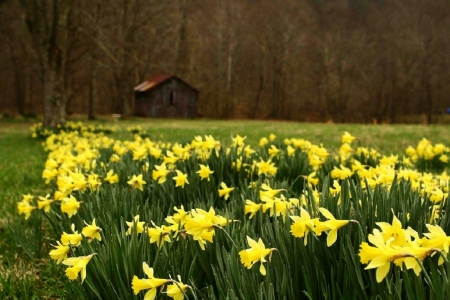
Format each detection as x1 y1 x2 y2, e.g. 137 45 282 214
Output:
19 0 72 127
43 68 67 127
88 61 97 120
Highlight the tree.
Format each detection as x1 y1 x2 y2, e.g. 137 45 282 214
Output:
18 0 74 126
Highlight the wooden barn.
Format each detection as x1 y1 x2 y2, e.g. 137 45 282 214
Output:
134 74 198 118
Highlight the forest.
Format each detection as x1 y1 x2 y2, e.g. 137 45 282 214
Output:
1 0 450 124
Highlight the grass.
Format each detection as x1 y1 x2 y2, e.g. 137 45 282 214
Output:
0 117 449 299
70 116 450 152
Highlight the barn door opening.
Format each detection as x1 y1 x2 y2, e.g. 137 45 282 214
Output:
169 91 175 106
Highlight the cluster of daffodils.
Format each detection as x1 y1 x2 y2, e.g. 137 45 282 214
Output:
18 123 450 294
30 121 117 139
290 207 353 247
125 206 230 251
406 138 449 164
126 125 147 136
18 167 119 220
359 214 450 283
49 221 101 282
128 207 235 299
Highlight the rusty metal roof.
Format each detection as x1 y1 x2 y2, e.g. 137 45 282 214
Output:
134 74 173 92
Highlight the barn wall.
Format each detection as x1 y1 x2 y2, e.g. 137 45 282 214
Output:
134 78 198 118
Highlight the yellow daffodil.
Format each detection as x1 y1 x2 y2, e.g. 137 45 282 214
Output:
62 253 96 283
61 224 83 246
22 193 34 202
429 187 448 204
196 164 214 181
87 173 102 191
165 275 190 300
218 182 234 200
376 214 407 246
239 236 277 276
17 200 36 219
313 208 350 247
173 170 189 188
147 221 171 248
422 224 450 265
259 183 284 200
244 145 256 158
38 195 55 213
286 145 296 156
131 262 171 300
290 208 317 246
184 207 227 249
244 200 261 219
152 163 171 184
82 219 102 242
171 205 189 226
330 165 353 180
231 156 243 171
232 135 246 147
49 241 70 264
268 145 281 157
103 169 119 184
132 146 148 161
42 168 58 183
341 131 356 144
127 174 146 191
259 137 269 147
61 195 81 218
126 215 146 235
358 229 412 283
256 159 277 176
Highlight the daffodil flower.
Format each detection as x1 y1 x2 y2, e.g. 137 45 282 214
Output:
49 241 70 264
173 170 189 188
244 200 261 219
82 219 102 242
126 215 146 235
290 208 317 246
17 200 36 219
103 169 119 184
61 195 81 218
218 182 234 200
152 163 171 184
239 236 277 276
131 262 171 300
37 194 54 213
256 159 277 176
61 224 83 246
313 208 350 247
62 253 96 283
196 164 214 181
165 275 190 300
127 174 147 191
147 221 171 248
358 229 411 283
184 207 227 249
422 224 450 265
341 131 356 144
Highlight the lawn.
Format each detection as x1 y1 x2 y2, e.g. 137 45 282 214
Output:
0 117 449 299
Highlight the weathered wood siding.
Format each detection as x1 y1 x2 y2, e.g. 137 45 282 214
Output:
134 77 198 118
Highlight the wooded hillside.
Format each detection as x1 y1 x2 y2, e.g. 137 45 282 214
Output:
1 0 449 123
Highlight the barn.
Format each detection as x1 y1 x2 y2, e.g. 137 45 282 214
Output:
134 74 198 118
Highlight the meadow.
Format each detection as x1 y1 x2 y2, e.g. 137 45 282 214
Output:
0 117 449 299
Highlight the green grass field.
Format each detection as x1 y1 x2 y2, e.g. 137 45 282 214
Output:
0 118 449 299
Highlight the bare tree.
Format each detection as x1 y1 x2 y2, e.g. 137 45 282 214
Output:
18 0 74 126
